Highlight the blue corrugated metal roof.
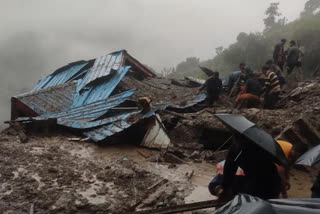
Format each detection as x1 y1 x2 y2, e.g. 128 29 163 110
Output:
84 120 132 141
168 93 207 109
41 89 135 122
57 109 141 129
78 51 124 91
82 111 155 142
72 66 130 107
15 81 77 115
32 62 88 92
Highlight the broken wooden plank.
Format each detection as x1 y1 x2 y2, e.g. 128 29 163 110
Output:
136 149 151 158
163 110 191 120
147 179 168 190
131 199 225 214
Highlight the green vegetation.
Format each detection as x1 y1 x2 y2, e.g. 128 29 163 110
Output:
169 0 320 79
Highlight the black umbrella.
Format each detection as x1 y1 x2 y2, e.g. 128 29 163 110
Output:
215 114 289 167
199 66 215 77
295 144 320 167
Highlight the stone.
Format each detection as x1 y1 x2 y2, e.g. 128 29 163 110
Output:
294 117 320 146
162 153 184 164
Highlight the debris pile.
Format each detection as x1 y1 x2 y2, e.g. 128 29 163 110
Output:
10 50 206 150
3 51 320 213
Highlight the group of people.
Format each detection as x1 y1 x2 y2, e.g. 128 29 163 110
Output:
199 39 304 110
274 39 304 80
197 39 320 201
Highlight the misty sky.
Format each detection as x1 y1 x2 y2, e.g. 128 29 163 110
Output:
0 0 308 125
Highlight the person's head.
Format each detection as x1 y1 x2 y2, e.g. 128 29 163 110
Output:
214 71 219 79
290 40 296 47
265 60 273 68
281 39 287 45
297 40 301 47
239 63 246 71
261 65 269 74
288 143 308 163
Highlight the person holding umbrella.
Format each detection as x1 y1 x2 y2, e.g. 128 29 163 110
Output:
295 144 320 198
215 114 288 201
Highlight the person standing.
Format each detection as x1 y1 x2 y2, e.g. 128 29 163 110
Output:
273 39 287 71
297 40 304 81
262 65 281 109
199 72 222 105
286 40 300 75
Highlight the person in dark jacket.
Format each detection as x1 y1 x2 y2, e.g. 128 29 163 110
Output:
200 71 222 105
219 135 281 201
273 39 287 71
286 40 300 75
311 171 320 198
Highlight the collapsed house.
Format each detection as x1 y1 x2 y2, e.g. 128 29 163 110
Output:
11 50 206 149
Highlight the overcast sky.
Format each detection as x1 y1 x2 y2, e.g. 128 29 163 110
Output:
0 0 308 125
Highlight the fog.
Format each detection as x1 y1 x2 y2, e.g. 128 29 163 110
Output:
0 0 307 127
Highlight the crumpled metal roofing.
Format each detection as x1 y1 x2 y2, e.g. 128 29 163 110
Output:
72 66 130 107
32 62 88 92
78 50 124 91
140 115 171 149
40 89 136 128
57 109 141 129
168 93 207 109
14 81 77 115
83 111 156 142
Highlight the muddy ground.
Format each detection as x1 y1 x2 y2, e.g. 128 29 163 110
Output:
1 79 320 213
0 131 319 214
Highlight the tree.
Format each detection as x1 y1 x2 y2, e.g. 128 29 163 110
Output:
301 0 320 16
264 2 282 31
215 46 223 55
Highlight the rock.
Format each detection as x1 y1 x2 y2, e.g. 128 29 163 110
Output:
48 167 59 173
246 108 260 116
294 116 320 146
162 153 184 164
168 164 177 169
147 153 160 162
213 150 228 162
96 186 109 195
53 193 74 209
188 151 200 159
276 125 307 145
